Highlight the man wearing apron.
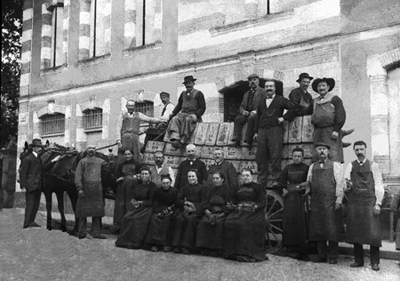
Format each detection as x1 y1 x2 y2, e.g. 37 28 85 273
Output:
307 142 345 264
344 140 384 271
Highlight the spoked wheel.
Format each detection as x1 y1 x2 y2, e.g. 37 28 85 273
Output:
265 189 284 254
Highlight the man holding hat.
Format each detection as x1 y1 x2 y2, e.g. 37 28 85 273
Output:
289 73 314 116
306 142 345 264
168 75 206 148
311 77 346 163
231 73 266 148
157 92 175 131
19 139 60 228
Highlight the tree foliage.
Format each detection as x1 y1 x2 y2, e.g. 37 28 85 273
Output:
1 0 22 148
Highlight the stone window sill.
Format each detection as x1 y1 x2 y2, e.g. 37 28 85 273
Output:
210 10 294 37
78 54 111 67
40 63 68 76
123 40 162 56
84 127 103 133
40 132 65 138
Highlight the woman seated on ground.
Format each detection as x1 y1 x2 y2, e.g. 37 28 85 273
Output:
112 148 139 234
172 170 206 254
115 167 155 249
196 171 231 257
145 174 179 252
223 168 267 262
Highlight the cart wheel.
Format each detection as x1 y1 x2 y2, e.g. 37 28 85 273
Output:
265 189 284 254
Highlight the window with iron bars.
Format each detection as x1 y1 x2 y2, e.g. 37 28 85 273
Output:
83 108 103 130
40 113 65 135
135 101 154 117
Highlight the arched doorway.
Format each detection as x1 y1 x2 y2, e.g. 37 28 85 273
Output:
219 79 283 122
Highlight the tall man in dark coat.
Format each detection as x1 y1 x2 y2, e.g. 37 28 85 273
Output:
168 76 206 148
75 144 107 239
289 73 314 116
254 79 298 187
306 142 345 264
19 139 59 229
206 148 238 192
344 141 384 271
311 77 346 162
174 144 207 190
231 73 265 148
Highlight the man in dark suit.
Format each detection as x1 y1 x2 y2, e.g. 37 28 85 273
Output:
19 139 60 228
231 74 265 148
289 73 314 116
174 144 207 190
254 79 298 187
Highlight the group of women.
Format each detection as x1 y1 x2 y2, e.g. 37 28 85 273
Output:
112 149 267 262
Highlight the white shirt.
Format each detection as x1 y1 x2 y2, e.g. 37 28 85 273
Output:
32 151 39 158
266 94 276 108
159 103 175 122
344 159 384 205
307 161 344 204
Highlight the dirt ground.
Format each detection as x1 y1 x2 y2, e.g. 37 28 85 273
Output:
0 208 399 281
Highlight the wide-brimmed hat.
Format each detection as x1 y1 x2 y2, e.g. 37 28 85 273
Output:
182 75 197 84
315 142 330 149
312 77 335 93
160 92 170 97
247 73 260 80
31 139 43 147
296 73 313 83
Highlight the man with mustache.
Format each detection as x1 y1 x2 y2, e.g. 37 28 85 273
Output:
253 79 298 187
344 141 384 271
74 144 107 239
150 150 175 188
290 73 353 147
167 76 206 148
205 148 238 192
174 144 207 190
231 74 265 149
306 142 345 264
157 92 175 131
311 77 346 162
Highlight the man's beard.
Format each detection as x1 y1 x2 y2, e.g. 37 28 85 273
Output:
155 161 163 166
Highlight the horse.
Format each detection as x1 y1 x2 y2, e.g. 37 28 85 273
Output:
20 141 118 233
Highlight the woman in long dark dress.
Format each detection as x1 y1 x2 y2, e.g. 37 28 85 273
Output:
196 172 231 256
115 167 155 249
172 170 205 254
277 147 310 260
145 174 178 252
223 168 267 262
112 149 138 234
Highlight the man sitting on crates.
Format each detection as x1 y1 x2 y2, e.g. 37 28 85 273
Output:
167 76 206 149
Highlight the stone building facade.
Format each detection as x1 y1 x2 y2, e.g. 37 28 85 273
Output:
18 0 400 190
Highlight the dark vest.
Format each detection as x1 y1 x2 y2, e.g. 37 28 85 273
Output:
181 89 200 114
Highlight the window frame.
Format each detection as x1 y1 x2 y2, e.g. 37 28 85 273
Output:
40 113 66 136
83 108 103 132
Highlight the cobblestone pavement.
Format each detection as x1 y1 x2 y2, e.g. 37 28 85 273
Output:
0 208 399 281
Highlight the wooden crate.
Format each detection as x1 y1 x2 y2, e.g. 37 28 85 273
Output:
204 123 220 146
288 116 303 143
164 156 182 169
143 152 155 165
145 141 165 153
301 115 314 143
224 146 243 160
194 123 209 145
163 143 184 157
200 146 216 159
216 122 231 146
203 158 215 170
240 161 258 174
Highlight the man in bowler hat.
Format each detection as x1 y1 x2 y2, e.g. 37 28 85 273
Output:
19 139 59 228
167 76 206 148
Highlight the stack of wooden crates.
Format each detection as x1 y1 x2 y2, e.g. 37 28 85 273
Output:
143 115 314 186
